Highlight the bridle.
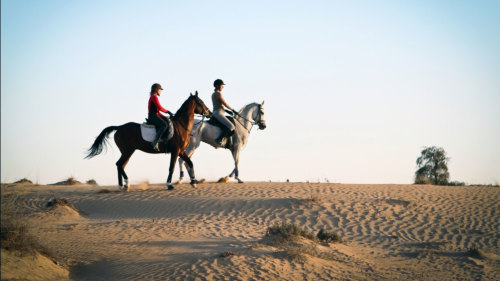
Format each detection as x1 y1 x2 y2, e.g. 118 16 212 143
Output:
174 95 211 132
193 95 211 118
234 104 266 133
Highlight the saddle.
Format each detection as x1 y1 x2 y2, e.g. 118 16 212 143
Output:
206 115 236 128
207 114 236 148
142 118 174 143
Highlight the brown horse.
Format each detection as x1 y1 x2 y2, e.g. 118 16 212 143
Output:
86 92 211 190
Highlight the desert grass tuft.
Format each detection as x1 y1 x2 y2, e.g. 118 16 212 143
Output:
45 198 84 215
219 251 235 258
317 228 342 243
86 179 98 185
51 177 82 185
13 178 33 184
1 192 54 258
468 247 498 260
266 221 316 241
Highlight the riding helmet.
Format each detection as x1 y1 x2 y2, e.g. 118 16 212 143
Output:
213 79 225 87
151 83 164 93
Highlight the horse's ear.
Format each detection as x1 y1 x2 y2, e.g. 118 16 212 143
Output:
195 91 198 96
261 101 265 106
190 92 193 96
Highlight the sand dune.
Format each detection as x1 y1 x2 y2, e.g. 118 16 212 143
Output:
1 182 499 280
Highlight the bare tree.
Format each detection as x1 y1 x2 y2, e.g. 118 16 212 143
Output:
415 146 449 185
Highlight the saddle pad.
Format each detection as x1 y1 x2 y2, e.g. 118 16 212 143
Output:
140 123 156 142
141 120 174 142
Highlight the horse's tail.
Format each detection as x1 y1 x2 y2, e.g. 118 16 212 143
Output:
85 126 119 159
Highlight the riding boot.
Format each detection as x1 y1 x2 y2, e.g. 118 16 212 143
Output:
152 125 167 152
226 130 235 148
216 127 230 147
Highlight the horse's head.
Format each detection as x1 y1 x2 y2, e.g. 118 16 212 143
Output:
191 91 212 118
254 101 266 130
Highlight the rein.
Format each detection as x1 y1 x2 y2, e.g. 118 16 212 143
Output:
234 105 262 133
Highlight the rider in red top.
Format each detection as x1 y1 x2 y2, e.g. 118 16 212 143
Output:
148 83 173 151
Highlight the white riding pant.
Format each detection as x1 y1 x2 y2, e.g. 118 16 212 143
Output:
213 110 235 131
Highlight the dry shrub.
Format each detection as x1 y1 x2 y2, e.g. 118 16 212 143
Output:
1 192 52 257
219 251 235 258
14 178 33 184
317 228 342 243
266 221 316 241
46 198 83 215
86 179 98 185
0 219 45 256
52 177 81 185
468 247 499 260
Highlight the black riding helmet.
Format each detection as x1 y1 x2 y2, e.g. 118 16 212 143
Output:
213 79 225 88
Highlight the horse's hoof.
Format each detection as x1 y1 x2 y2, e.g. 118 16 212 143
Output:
167 185 174 190
176 179 183 185
237 178 244 184
217 177 229 183
190 179 199 188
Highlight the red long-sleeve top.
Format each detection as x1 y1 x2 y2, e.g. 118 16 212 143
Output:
148 94 169 116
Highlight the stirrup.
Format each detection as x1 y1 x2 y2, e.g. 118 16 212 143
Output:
152 142 160 152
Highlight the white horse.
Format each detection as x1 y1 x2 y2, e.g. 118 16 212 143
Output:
178 101 266 183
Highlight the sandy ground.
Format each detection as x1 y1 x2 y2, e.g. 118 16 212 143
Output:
1 182 499 280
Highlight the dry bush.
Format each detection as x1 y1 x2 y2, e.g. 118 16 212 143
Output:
219 251 235 258
46 198 83 215
52 177 82 185
86 179 98 185
1 192 53 257
13 178 33 184
468 247 499 260
266 221 316 242
317 228 342 243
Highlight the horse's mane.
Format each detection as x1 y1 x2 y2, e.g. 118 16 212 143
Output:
237 102 260 115
173 95 195 120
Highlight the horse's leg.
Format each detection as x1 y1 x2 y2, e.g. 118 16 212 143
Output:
166 151 179 190
116 151 134 190
179 151 198 188
230 146 243 183
178 126 202 184
177 157 185 184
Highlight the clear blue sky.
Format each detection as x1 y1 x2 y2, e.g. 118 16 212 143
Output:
2 0 499 185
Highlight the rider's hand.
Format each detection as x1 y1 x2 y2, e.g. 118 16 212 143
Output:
167 111 174 117
225 109 233 115
232 109 238 115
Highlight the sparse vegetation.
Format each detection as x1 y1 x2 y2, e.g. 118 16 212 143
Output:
1 191 53 258
263 222 344 261
447 181 466 186
13 178 33 184
86 179 98 185
52 177 82 186
46 198 83 215
0 219 47 256
468 247 498 260
219 251 235 258
266 221 316 241
317 228 342 243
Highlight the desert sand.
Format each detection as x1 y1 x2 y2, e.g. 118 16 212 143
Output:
1 182 499 280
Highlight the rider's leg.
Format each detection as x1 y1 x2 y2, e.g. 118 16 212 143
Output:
213 111 235 146
151 115 168 151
